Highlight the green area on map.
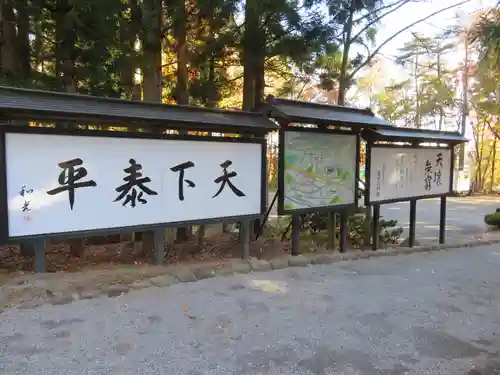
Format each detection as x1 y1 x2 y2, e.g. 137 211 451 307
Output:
282 131 357 211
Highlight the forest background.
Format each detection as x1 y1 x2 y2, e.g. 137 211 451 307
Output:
0 0 499 235
1 0 498 192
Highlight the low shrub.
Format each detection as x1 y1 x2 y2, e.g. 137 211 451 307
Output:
485 212 500 227
281 210 403 246
346 213 403 246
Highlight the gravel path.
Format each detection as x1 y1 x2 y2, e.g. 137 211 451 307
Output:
3 245 500 375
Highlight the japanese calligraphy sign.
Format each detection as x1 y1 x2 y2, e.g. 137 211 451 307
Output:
367 146 452 204
279 129 358 214
2 131 264 238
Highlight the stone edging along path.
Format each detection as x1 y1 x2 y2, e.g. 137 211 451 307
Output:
3 237 500 310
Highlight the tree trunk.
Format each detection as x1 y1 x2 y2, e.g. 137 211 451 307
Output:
414 54 420 128
33 9 44 71
242 0 259 111
142 0 163 103
253 36 265 108
458 36 469 171
437 52 444 131
173 0 189 106
337 1 355 106
336 1 356 249
246 28 266 238
55 0 83 257
120 0 141 100
16 1 30 78
207 54 217 108
199 52 218 246
0 1 18 78
475 137 482 193
242 1 264 239
138 0 163 256
55 0 77 93
491 139 497 193
172 0 191 243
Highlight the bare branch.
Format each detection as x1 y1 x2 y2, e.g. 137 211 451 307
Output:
295 82 309 100
485 117 500 140
410 31 433 54
347 0 471 80
349 0 409 44
354 38 371 56
351 0 409 26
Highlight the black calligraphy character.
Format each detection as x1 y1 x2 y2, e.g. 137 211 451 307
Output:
376 169 381 197
114 158 158 207
19 185 33 212
399 156 405 189
434 152 443 186
424 159 433 191
19 185 33 197
212 160 245 198
436 152 443 168
46 158 97 210
434 169 442 186
170 161 195 201
22 201 31 212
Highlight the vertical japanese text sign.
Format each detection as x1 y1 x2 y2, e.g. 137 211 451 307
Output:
367 145 453 204
0 129 266 239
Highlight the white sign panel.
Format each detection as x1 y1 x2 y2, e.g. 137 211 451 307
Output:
281 130 357 212
5 132 263 237
368 146 452 203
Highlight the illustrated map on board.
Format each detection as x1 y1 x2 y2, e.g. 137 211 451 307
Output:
282 131 357 211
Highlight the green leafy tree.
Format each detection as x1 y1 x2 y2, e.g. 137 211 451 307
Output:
469 5 500 71
241 0 333 110
373 79 415 126
469 64 500 192
330 0 470 105
470 57 500 137
395 32 456 129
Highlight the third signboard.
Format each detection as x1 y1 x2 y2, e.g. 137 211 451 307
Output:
367 145 452 204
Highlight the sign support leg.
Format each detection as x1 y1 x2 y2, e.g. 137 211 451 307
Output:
256 190 278 239
409 199 417 247
249 220 255 241
327 212 337 250
33 238 46 273
339 210 348 253
372 204 380 251
141 231 154 260
363 206 373 247
291 215 300 255
153 228 165 265
240 219 250 259
20 242 34 257
197 225 205 248
439 196 446 244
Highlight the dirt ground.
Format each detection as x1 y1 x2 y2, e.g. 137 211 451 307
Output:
0 232 302 307
0 232 290 272
0 222 381 309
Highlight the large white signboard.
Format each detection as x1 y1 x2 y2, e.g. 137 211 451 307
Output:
4 132 263 237
368 146 452 203
280 130 357 213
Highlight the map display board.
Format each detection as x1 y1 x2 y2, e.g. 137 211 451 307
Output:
278 129 358 214
367 146 452 204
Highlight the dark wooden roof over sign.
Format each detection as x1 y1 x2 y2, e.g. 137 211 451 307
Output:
0 86 278 133
263 95 393 129
363 128 468 145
